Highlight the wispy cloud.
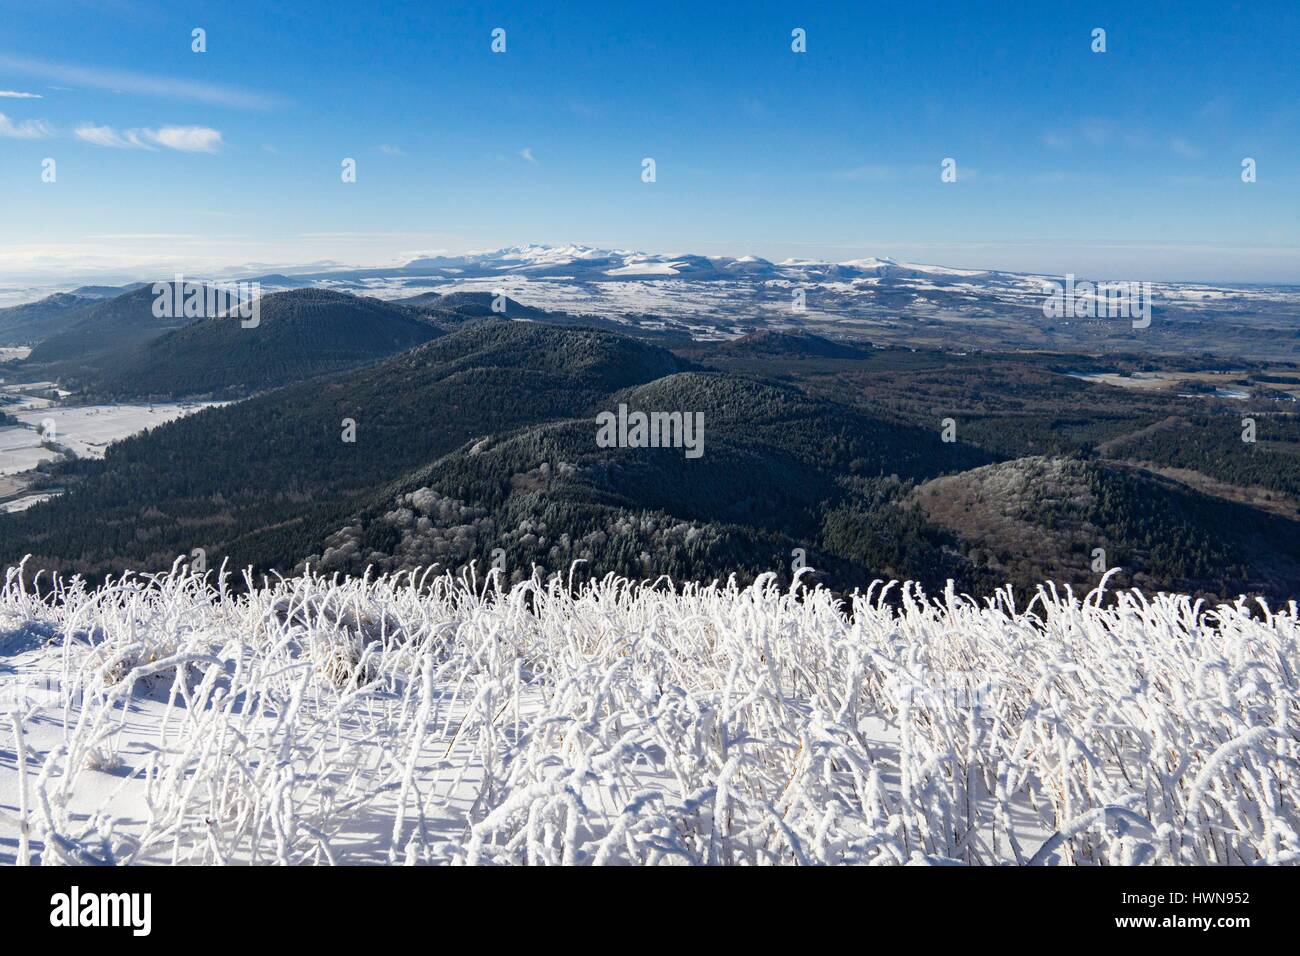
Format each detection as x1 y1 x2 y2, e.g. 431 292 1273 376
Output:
151 126 223 152
0 53 284 109
75 123 224 152
1169 137 1202 160
379 143 406 156
0 112 53 138
297 231 436 240
83 233 248 241
76 124 150 148
0 89 42 98
519 146 536 164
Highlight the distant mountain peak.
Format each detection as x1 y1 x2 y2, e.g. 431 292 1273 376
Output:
395 245 1011 282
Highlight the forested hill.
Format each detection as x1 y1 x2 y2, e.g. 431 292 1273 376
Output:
23 284 195 372
82 289 445 400
0 293 95 346
5 311 1300 603
0 321 692 580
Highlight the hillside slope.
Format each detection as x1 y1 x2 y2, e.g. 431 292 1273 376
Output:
0 321 691 579
7 313 1298 602
0 293 94 346
22 284 200 381
912 455 1300 598
86 288 444 399
301 369 991 584
718 329 873 359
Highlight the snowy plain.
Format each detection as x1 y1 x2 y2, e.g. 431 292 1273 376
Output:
9 403 223 460
0 564 1296 866
0 401 224 480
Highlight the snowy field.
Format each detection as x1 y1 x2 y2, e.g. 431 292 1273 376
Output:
8 403 222 460
1 401 225 477
0 427 59 477
0 565 1296 866
0 494 56 514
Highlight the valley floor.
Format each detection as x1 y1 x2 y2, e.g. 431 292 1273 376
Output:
0 386 224 510
0 567 1296 865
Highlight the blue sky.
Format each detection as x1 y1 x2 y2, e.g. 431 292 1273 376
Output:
0 0 1297 283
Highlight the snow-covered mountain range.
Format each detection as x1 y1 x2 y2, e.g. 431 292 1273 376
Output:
7 244 1300 359
345 242 1024 285
255 243 1297 358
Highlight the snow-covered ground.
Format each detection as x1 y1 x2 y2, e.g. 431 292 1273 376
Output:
0 402 223 477
0 566 1296 866
0 494 56 514
9 403 222 460
0 428 59 477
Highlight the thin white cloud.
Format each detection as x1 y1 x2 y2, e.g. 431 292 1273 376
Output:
75 124 152 148
297 231 434 239
150 126 223 152
84 233 234 240
0 90 42 98
519 146 536 164
1169 137 1202 159
75 123 223 152
0 112 53 138
0 53 284 109
379 143 406 156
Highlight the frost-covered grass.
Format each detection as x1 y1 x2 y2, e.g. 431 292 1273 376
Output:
1 561 1297 866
